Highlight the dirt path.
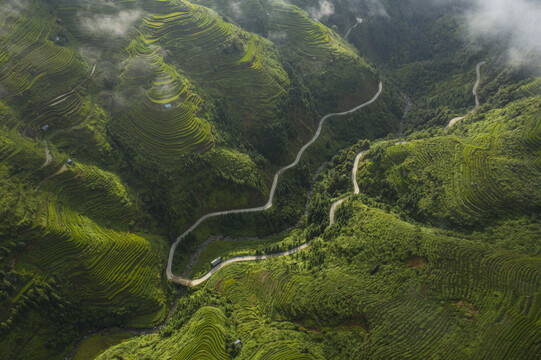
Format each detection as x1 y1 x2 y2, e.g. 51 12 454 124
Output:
35 164 67 192
38 64 96 176
167 82 383 285
39 140 53 169
445 61 486 130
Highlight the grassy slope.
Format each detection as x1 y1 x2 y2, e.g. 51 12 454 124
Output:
98 195 540 359
357 92 541 253
98 89 541 359
0 0 389 358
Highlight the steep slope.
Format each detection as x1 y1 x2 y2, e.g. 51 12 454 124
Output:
0 0 396 358
97 83 540 360
357 89 541 241
198 0 380 112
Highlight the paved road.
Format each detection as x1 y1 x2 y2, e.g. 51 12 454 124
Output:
167 82 383 285
329 197 347 225
329 149 369 225
472 61 486 111
170 243 311 287
344 17 363 40
445 61 486 130
352 150 368 195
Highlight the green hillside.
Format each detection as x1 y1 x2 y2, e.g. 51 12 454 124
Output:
0 0 392 358
1 0 540 359
357 94 541 243
97 87 541 360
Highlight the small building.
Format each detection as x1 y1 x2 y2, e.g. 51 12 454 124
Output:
266 12 270 16
67 159 75 166
164 103 172 109
56 18 63 24
41 124 49 131
211 257 222 267
234 339 243 349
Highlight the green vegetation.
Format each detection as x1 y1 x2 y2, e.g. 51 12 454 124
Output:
100 195 540 359
357 95 541 243
98 73 540 360
74 332 133 360
97 306 231 360
2 0 539 358
0 0 388 357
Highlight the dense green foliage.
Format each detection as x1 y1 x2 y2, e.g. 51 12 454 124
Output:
98 79 541 359
0 0 395 358
358 95 541 253
2 0 540 359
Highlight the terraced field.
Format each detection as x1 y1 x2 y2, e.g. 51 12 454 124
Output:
0 0 88 105
124 0 294 152
115 40 212 154
50 0 307 164
358 95 541 228
0 116 169 357
99 191 541 359
198 0 378 111
9 159 167 310
166 82 383 286
96 306 230 360
5 1 539 359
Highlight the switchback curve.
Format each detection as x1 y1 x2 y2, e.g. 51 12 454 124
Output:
445 61 486 130
329 149 368 225
167 82 383 286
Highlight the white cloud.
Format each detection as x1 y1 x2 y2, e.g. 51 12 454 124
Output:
365 0 389 18
267 31 288 42
309 1 335 21
229 2 243 20
465 0 541 68
81 10 142 37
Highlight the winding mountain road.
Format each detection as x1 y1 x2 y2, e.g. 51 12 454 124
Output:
445 61 486 130
344 17 363 40
329 149 368 225
167 82 383 286
172 243 311 287
472 61 486 111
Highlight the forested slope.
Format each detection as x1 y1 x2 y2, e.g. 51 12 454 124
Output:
2 0 539 359
97 80 541 359
0 0 394 358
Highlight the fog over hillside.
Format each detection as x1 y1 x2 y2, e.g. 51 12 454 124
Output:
362 0 541 69
465 0 541 69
